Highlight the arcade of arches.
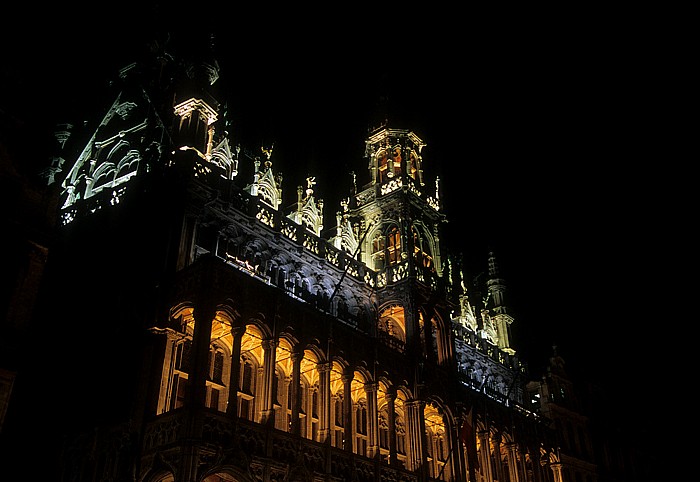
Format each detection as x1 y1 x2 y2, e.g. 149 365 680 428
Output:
153 303 562 482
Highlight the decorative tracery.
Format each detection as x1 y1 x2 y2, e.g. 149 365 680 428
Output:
287 178 324 236
378 304 406 345
249 156 283 210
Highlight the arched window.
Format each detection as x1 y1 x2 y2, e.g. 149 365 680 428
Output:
387 226 401 265
349 372 370 457
274 338 294 432
394 391 409 468
371 231 385 270
296 351 321 441
160 307 240 416
206 346 227 411
355 400 368 456
425 403 450 479
408 151 419 180
168 339 192 411
298 378 309 438
377 149 393 183
378 304 406 351
272 369 280 407
396 418 406 457
238 355 256 421
286 377 294 431
309 386 320 441
379 409 390 450
411 225 434 271
330 361 345 449
335 396 344 426
333 394 344 448
210 350 224 383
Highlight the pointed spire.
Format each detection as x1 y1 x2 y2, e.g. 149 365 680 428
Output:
486 249 506 310
488 248 500 277
367 72 390 133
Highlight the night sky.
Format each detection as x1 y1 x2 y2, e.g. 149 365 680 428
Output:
2 12 673 440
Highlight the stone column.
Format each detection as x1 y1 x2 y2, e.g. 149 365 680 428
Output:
477 429 492 481
365 382 379 458
531 445 543 482
387 388 398 466
493 432 504 482
506 441 521 482
406 399 426 473
518 446 529 482
550 462 563 482
226 326 244 417
290 349 302 436
158 330 179 414
258 338 277 424
189 303 215 410
342 371 353 452
180 302 215 482
449 422 462 482
254 365 265 422
318 362 332 443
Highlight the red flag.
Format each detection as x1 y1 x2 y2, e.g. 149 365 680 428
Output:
460 406 479 480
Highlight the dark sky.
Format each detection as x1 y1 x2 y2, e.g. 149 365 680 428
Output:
2 14 673 430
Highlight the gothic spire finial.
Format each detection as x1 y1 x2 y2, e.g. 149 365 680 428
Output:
488 249 499 277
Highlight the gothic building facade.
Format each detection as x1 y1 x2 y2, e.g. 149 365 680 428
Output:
0 35 613 482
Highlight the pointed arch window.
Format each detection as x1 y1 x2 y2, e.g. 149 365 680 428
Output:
283 376 294 431
310 386 320 441
238 355 256 421
206 346 227 411
209 349 224 384
425 404 450 479
379 408 390 450
333 393 344 447
432 315 448 365
377 305 406 352
355 399 368 456
408 151 419 180
167 340 192 411
298 378 309 438
272 368 287 431
393 393 409 468
411 225 434 271
370 226 402 269
175 340 192 372
371 231 385 270
387 226 402 265
396 418 406 458
330 362 345 449
334 396 344 426
377 149 392 183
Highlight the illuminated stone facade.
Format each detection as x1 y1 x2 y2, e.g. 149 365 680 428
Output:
3 35 608 482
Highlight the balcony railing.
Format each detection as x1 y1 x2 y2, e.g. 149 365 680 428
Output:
143 409 420 482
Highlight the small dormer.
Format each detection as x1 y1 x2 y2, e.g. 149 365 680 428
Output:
247 148 283 211
287 177 324 237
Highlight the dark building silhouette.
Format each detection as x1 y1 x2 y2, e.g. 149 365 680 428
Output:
0 33 652 482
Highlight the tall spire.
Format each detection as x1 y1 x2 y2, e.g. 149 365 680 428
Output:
368 85 390 133
487 249 506 310
488 250 498 275
366 71 413 134
486 249 516 354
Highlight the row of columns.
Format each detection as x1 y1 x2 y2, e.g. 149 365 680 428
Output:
178 309 441 474
174 303 557 482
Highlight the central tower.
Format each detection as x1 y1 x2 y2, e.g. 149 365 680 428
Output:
335 125 450 380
